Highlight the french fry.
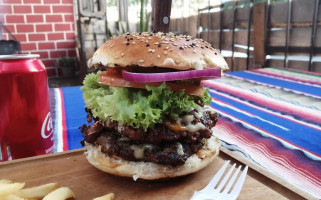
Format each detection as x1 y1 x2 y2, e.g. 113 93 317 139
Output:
92 193 115 200
0 179 13 185
43 187 75 200
0 182 25 198
15 183 60 199
4 194 26 200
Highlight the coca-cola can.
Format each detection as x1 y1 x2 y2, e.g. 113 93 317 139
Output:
0 54 55 161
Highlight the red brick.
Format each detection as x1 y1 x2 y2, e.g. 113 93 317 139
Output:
43 0 61 4
5 15 25 23
50 50 67 58
38 42 55 50
4 25 16 34
46 15 63 22
36 24 52 32
26 15 44 23
30 50 49 59
47 33 64 40
20 42 37 51
0 5 13 14
13 34 27 42
57 41 75 49
13 5 32 13
23 0 42 3
16 24 34 33
67 49 77 57
52 5 73 13
42 59 57 68
63 14 74 22
65 32 75 40
28 33 46 41
61 0 73 4
2 0 21 3
33 5 51 13
54 24 70 31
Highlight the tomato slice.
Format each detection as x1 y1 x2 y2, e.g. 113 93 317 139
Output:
98 69 204 97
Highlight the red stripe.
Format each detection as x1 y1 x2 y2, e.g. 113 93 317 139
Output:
287 68 321 76
212 102 321 159
210 88 321 131
1 144 8 161
58 88 68 151
215 118 321 195
252 69 321 85
204 80 321 124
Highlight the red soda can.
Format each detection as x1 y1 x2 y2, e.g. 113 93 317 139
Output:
0 54 55 161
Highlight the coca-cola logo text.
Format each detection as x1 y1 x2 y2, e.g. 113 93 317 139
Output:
41 112 53 139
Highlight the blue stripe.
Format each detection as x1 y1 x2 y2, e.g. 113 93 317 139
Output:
61 86 87 150
228 71 321 98
209 90 321 156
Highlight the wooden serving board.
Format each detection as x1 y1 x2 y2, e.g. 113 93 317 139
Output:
0 148 306 200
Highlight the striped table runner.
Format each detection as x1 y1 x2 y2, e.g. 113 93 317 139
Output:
203 67 321 199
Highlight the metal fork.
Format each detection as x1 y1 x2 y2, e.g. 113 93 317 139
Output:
190 160 248 200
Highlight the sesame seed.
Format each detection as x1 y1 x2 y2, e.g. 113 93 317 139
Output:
214 52 218 55
110 44 114 48
201 46 204 49
132 41 136 44
175 60 180 64
126 42 130 46
154 42 159 45
152 49 156 52
146 44 150 47
164 46 169 50
173 43 178 46
163 51 168 54
130 38 133 40
193 50 197 53
139 59 144 63
158 44 162 47
148 49 153 52
157 54 161 58
121 53 125 57
179 47 184 50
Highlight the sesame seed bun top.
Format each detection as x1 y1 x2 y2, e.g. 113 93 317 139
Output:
88 32 228 71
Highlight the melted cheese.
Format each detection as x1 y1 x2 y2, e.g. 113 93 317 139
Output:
176 142 184 156
130 144 153 159
186 122 206 132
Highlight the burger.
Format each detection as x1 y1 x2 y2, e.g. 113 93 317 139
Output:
80 32 228 180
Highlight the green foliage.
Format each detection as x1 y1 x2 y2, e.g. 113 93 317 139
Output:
81 72 212 130
58 57 76 68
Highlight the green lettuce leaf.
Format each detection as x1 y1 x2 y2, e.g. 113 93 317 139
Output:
81 71 212 130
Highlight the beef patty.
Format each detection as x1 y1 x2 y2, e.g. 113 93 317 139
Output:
80 106 218 166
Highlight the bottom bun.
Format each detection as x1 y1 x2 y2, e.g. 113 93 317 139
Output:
84 136 220 181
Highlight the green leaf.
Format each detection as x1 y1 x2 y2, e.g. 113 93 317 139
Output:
81 72 212 130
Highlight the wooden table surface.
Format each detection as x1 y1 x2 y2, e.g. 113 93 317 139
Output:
0 149 307 200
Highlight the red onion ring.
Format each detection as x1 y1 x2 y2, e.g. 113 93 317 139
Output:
122 68 221 83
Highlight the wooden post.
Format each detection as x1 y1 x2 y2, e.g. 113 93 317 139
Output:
252 2 266 68
152 0 172 33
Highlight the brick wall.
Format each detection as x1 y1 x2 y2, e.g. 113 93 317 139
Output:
0 0 77 77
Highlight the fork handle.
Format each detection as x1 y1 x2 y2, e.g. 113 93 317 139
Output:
190 191 217 200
